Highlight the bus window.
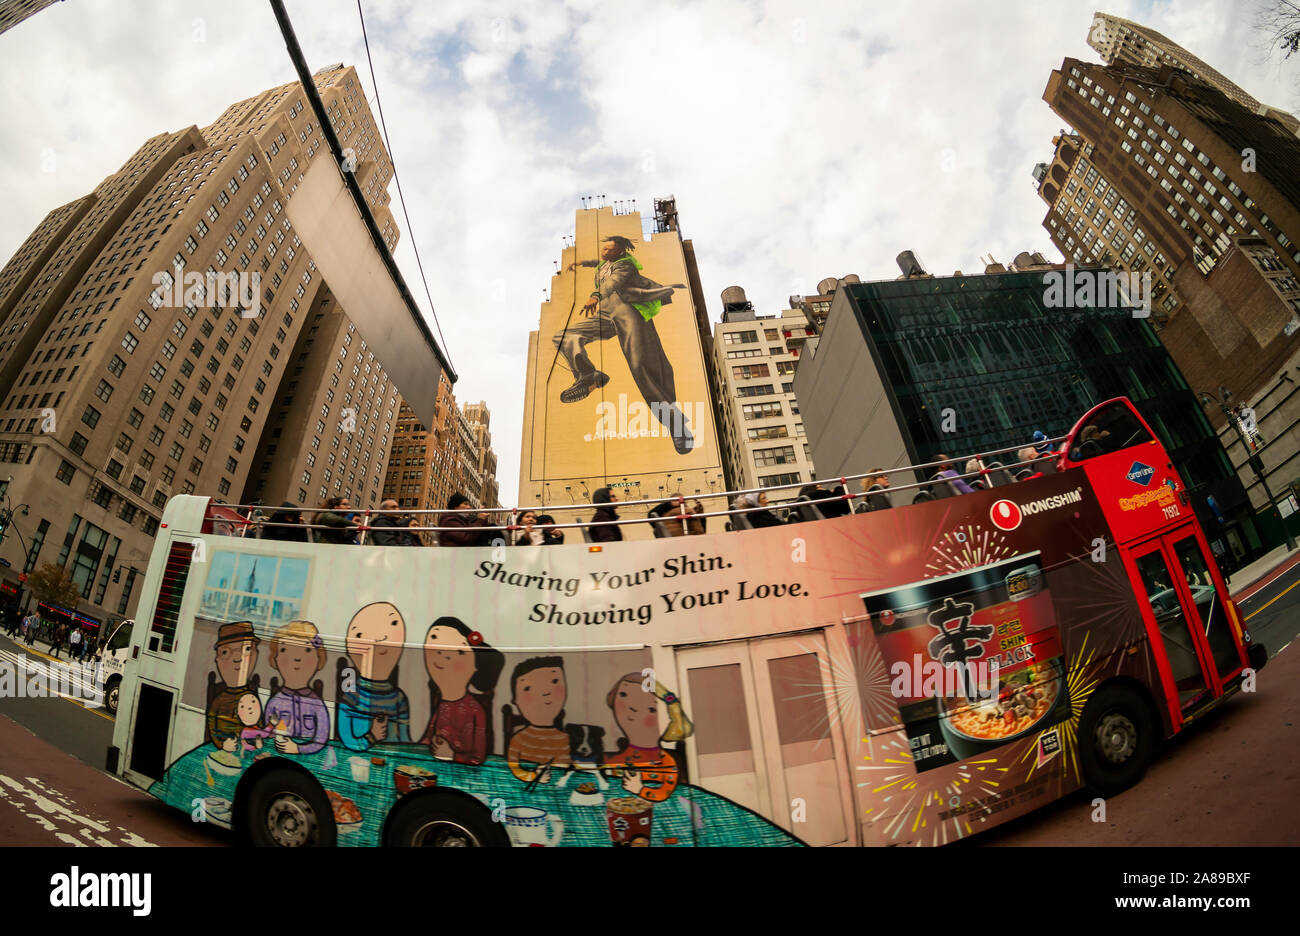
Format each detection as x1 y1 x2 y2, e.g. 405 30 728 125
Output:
1070 402 1153 462
1132 550 1208 709
1171 537 1242 678
685 662 761 814
765 652 847 845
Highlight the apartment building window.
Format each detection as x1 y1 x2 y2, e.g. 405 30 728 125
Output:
753 445 796 467
747 426 790 440
723 330 758 345
81 404 101 429
742 402 783 420
759 472 801 488
55 460 75 484
107 354 126 378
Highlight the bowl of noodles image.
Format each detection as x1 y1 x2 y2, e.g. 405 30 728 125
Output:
939 659 1063 760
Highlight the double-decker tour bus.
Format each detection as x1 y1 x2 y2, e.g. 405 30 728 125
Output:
107 397 1266 846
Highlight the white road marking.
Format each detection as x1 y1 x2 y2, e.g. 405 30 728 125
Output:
0 773 159 847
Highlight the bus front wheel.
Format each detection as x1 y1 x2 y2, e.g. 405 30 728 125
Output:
104 677 120 717
245 769 337 847
387 793 507 847
1079 684 1154 797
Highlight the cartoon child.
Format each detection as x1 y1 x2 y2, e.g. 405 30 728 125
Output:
264 620 330 755
237 693 273 752
337 602 410 751
418 617 504 766
206 621 261 753
604 674 694 804
505 656 571 783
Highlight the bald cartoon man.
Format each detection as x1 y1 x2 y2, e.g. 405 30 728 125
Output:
337 601 410 751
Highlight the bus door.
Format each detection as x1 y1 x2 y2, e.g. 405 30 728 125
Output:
1123 524 1246 726
674 633 856 845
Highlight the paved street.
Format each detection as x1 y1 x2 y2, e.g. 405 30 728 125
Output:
0 554 1296 847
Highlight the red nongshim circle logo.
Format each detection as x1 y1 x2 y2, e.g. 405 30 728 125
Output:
990 499 1023 531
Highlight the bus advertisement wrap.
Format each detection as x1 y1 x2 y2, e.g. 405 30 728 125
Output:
117 449 1248 846
863 553 1072 773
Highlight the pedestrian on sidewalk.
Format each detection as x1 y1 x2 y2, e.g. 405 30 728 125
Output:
49 623 63 658
68 627 83 661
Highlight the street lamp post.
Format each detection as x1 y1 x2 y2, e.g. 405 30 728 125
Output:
1200 388 1296 552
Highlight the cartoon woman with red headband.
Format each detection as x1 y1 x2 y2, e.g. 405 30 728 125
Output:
419 617 504 765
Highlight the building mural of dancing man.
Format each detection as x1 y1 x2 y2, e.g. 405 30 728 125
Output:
555 235 695 454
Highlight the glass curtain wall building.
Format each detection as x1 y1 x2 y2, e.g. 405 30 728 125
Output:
839 272 1261 564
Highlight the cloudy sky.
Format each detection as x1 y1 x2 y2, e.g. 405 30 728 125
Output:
2 0 1297 505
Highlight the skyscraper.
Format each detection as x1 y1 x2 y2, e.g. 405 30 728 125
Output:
1087 11 1300 134
1040 57 1300 528
0 65 417 627
461 401 500 509
518 200 724 534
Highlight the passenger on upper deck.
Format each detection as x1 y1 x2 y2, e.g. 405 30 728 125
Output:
513 510 545 546
314 497 358 545
649 495 706 536
535 515 565 545
440 493 495 547
858 471 893 512
736 492 784 528
589 488 623 543
370 499 420 547
263 502 309 542
932 455 976 494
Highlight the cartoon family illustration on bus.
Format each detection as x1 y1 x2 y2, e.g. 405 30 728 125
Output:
198 601 698 845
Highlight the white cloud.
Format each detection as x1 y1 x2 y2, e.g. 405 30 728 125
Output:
1 0 1296 507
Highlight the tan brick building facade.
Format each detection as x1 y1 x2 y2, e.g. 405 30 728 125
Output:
0 64 407 629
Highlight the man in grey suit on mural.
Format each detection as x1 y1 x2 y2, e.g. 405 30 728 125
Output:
556 235 695 454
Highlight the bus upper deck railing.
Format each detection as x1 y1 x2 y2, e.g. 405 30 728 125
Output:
198 432 1069 541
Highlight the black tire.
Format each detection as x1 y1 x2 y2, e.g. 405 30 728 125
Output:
245 769 337 847
104 676 120 717
1078 684 1154 797
387 793 508 847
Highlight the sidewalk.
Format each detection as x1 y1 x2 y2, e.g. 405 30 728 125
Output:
1228 543 1300 600
0 631 95 663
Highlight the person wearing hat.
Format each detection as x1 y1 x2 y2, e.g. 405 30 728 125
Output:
439 493 494 547
1032 430 1054 455
206 621 261 752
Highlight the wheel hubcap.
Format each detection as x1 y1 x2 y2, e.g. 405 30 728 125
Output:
107 686 119 712
411 820 478 847
1096 711 1137 765
266 793 317 847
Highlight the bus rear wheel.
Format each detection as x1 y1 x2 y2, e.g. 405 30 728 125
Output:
245 770 336 847
387 793 506 847
1079 684 1154 797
